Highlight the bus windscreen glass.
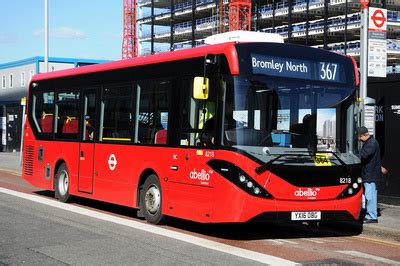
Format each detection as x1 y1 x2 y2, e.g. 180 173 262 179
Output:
222 75 358 163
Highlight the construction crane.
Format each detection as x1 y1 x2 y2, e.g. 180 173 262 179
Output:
122 0 138 59
228 0 252 32
122 0 251 58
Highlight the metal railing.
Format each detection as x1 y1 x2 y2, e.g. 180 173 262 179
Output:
141 15 218 38
261 13 361 35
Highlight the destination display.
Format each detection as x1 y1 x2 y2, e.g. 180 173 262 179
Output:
251 54 345 83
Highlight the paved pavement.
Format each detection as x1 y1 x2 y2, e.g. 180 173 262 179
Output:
1 151 399 242
0 152 21 173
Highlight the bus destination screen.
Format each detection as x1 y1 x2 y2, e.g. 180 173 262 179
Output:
251 54 345 83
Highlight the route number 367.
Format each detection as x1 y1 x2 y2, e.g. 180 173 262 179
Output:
319 63 338 81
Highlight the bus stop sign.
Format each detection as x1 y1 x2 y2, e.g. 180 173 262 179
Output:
371 9 386 29
369 8 387 32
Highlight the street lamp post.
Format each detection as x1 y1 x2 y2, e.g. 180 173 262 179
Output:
44 0 49 73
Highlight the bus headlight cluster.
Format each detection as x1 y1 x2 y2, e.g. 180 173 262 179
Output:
238 174 262 195
339 176 363 198
207 159 272 198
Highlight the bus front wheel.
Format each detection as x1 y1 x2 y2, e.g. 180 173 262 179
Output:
55 163 72 203
140 174 165 224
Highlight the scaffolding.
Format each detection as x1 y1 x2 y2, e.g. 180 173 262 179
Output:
130 0 400 64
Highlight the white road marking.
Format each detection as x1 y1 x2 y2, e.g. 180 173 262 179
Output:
0 188 297 265
265 239 299 245
304 238 325 244
266 238 348 246
279 239 299 245
336 250 400 265
265 239 285 245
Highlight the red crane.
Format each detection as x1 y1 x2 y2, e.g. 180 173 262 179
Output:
228 0 252 32
122 0 251 57
122 0 138 59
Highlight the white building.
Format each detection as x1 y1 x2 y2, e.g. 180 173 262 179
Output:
0 56 109 152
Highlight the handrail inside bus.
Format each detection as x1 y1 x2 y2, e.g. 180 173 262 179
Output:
102 137 132 141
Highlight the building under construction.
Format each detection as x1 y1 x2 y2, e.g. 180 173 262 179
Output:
123 0 400 70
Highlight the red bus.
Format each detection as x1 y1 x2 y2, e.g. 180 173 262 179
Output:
23 34 362 225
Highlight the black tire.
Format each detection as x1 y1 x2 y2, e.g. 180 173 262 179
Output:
140 174 166 224
55 163 72 203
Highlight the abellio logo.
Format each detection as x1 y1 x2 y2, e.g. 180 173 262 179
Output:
294 188 320 198
190 169 210 181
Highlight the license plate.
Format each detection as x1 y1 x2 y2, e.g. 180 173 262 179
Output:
291 211 321 221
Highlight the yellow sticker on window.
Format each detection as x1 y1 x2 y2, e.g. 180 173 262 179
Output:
313 153 332 166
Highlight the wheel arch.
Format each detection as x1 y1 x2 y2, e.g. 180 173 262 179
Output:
136 168 158 207
53 159 66 189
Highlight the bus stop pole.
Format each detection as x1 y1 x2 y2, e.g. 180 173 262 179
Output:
359 2 369 126
19 98 26 165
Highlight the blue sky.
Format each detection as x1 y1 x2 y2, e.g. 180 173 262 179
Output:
0 0 123 63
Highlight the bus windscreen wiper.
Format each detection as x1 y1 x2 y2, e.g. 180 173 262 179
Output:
255 151 350 175
255 153 311 175
312 150 350 174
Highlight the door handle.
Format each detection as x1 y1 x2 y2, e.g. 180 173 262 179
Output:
80 151 84 157
170 166 178 171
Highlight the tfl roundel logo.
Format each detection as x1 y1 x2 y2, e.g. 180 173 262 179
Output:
108 154 118 171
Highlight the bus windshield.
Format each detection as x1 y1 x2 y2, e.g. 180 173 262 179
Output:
222 75 358 161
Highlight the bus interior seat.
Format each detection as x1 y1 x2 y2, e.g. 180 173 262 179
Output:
62 117 78 133
154 129 167 144
40 114 53 133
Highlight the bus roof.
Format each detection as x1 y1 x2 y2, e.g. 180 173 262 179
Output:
31 42 240 82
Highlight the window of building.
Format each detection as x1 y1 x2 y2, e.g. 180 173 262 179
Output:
29 71 34 82
100 84 134 142
21 72 26 87
137 79 171 145
1 75 5 89
55 91 80 140
9 74 13 88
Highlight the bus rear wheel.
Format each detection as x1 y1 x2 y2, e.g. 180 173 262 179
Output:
140 174 165 224
55 163 72 203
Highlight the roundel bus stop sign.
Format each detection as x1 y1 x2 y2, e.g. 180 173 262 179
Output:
368 7 387 32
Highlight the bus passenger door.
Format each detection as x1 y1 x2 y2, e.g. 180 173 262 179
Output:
78 89 97 193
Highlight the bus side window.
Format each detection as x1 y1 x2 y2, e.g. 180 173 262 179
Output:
137 79 170 145
100 84 133 142
33 91 55 134
179 78 216 147
55 91 80 140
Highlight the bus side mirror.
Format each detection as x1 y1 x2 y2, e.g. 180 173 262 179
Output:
193 77 209 100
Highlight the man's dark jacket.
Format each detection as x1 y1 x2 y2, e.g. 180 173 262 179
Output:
360 136 382 182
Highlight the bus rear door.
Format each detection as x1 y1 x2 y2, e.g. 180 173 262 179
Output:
78 89 97 193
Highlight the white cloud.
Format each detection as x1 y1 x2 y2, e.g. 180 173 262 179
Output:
33 29 44 37
33 27 86 39
0 33 19 43
103 32 122 39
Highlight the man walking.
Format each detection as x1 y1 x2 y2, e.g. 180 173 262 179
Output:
358 126 382 223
